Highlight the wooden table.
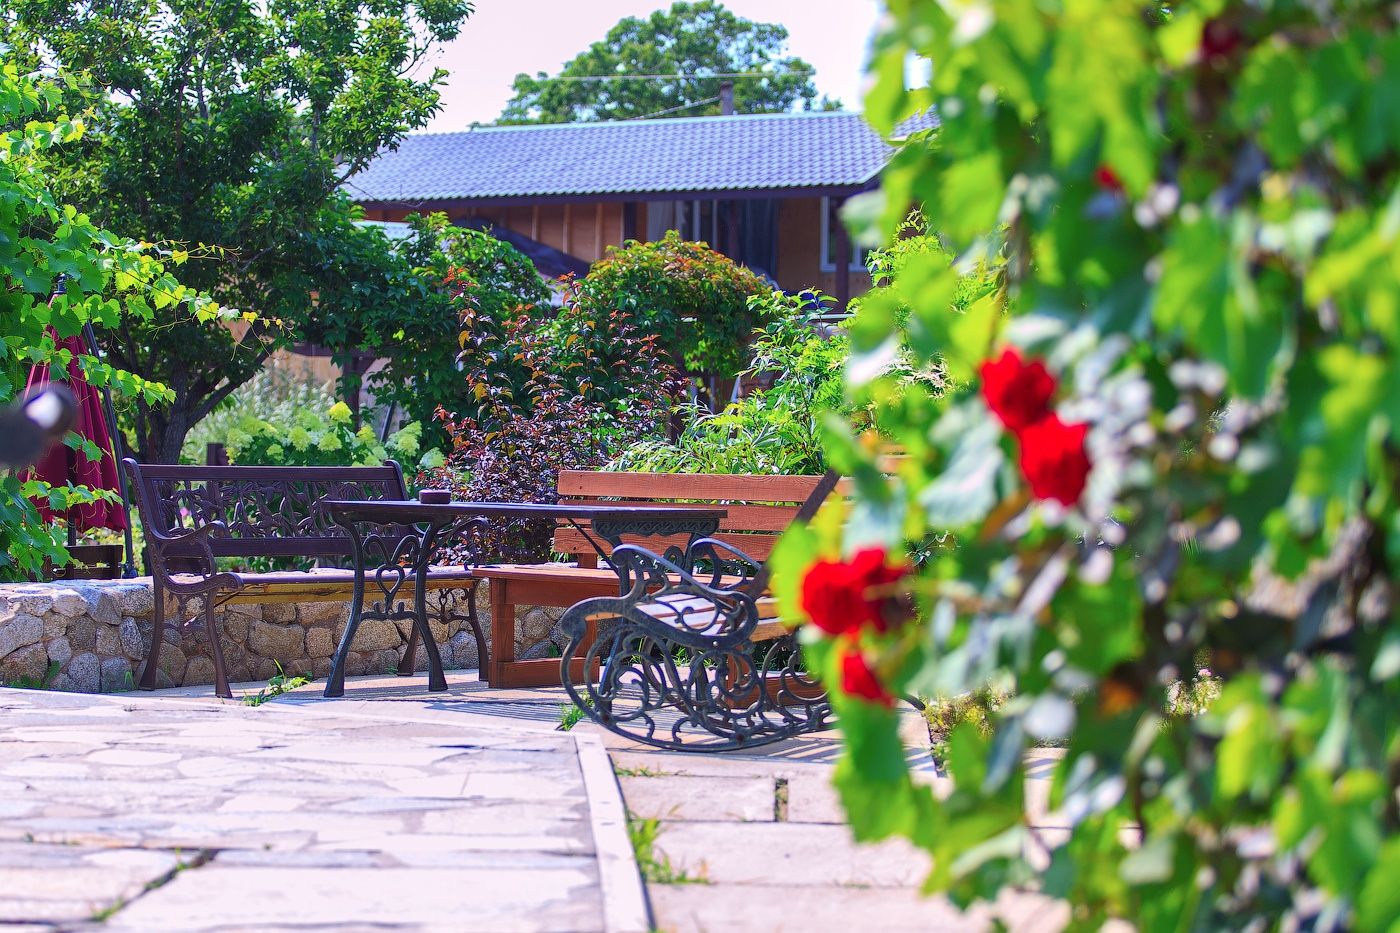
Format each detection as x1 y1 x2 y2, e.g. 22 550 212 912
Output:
318 499 727 695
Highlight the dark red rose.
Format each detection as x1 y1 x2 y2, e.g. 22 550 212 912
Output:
1200 19 1242 65
800 547 910 636
980 348 1056 432
1017 414 1091 506
1095 165 1125 194
840 646 894 707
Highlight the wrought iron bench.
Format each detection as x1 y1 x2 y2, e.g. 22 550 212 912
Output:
123 460 485 699
557 471 843 751
472 470 839 688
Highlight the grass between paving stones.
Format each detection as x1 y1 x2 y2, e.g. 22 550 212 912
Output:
626 814 709 885
89 849 213 921
242 662 311 707
613 764 670 778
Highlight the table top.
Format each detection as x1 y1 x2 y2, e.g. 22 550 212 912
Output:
319 499 727 524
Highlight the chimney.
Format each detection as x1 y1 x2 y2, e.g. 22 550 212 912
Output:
718 81 734 116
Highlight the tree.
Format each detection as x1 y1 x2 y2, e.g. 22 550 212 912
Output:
573 231 770 392
498 1 834 124
3 0 474 462
0 59 220 577
305 210 552 449
770 0 1400 929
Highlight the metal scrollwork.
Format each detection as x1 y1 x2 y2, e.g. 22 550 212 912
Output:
559 542 831 751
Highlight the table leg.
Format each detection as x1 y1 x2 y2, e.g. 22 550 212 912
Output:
324 550 366 698
488 578 515 687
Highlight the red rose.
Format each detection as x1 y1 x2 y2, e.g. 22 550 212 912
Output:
800 547 910 636
1017 414 1091 506
1095 165 1125 194
840 646 894 707
1200 19 1242 65
980 348 1056 432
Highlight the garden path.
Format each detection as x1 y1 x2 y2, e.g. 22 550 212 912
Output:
3 672 1071 932
0 682 641 932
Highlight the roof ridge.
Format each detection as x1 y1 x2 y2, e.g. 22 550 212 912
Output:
404 110 868 139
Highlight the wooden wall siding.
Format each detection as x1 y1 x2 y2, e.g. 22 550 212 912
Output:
362 198 876 301
774 197 873 301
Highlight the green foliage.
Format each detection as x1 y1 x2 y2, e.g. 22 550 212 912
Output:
499 0 833 124
573 231 770 378
181 367 338 464
4 0 475 462
610 291 846 475
427 284 676 562
0 60 212 580
626 814 709 885
242 662 311 707
787 1 1400 928
2 660 61 690
223 400 439 471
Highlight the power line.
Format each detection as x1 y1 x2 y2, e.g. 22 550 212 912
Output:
529 70 813 83
631 95 721 120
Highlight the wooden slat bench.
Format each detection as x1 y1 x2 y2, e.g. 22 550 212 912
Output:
123 460 485 699
471 471 837 688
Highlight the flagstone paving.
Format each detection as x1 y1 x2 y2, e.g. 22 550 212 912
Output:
4 671 1070 932
0 684 617 932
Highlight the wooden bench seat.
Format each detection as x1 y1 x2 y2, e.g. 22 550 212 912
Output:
472 470 828 688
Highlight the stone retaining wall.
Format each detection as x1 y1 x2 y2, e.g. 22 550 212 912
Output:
0 578 567 692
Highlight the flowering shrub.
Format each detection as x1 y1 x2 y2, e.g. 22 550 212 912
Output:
425 280 677 562
768 1 1400 929
225 401 440 471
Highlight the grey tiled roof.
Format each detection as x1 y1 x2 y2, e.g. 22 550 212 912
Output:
346 111 937 203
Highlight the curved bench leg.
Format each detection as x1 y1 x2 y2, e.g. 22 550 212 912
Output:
138 591 166 690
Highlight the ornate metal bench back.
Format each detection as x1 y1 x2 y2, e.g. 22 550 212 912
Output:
123 460 408 567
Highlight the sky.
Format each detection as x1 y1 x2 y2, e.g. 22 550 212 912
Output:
421 0 885 132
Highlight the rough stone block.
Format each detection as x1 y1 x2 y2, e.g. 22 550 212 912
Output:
184 656 216 686
66 619 96 653
66 652 101 692
84 588 122 626
119 618 144 659
96 625 122 659
248 621 305 659
50 590 89 617
0 613 43 658
117 581 155 617
350 619 401 652
262 603 297 624
156 644 188 682
100 657 133 693
0 643 49 684
46 636 73 667
299 602 347 627
305 627 335 659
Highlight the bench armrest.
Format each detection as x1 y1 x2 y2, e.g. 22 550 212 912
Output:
146 521 243 594
682 537 763 592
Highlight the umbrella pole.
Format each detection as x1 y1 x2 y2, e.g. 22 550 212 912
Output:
81 321 139 578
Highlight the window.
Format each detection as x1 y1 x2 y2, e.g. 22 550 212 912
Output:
820 196 871 272
645 199 720 246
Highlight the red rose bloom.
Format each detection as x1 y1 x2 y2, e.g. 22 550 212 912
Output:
979 348 1056 432
840 647 894 707
800 547 910 636
1095 165 1125 194
1017 414 1091 506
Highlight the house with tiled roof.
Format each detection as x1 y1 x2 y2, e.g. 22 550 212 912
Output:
347 110 935 309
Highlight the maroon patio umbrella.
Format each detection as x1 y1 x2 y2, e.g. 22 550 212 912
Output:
23 329 129 535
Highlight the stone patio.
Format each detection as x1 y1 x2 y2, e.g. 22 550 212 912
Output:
1 671 1068 932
